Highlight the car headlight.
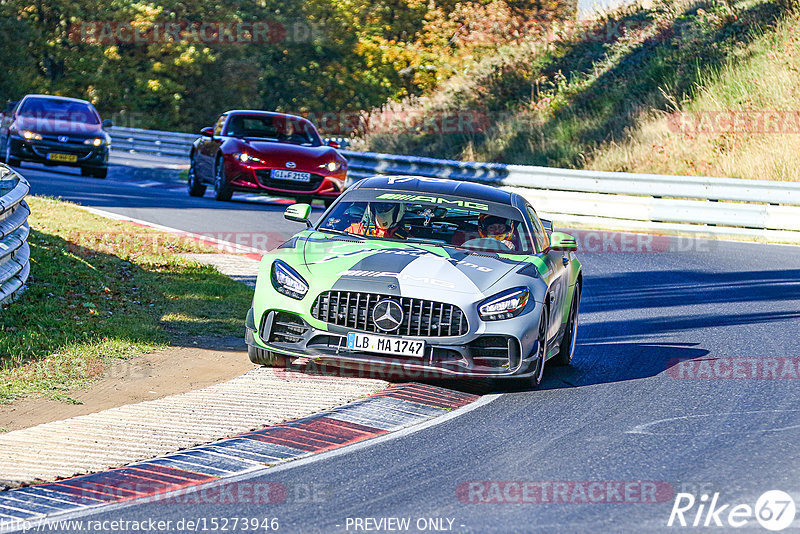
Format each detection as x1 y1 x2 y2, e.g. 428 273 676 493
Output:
235 152 265 164
270 260 308 300
21 130 43 141
83 137 105 146
321 160 341 172
478 288 530 321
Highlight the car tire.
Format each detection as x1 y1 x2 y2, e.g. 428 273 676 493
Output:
5 144 20 167
248 345 289 368
80 167 92 176
187 158 206 197
515 305 549 389
92 167 108 179
552 284 580 366
213 156 233 201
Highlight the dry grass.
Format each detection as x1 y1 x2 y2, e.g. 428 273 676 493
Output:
589 6 800 180
359 0 800 181
0 197 252 403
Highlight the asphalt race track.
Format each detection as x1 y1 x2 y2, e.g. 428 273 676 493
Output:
14 161 800 533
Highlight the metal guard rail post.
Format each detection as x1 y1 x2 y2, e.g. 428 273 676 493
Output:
107 126 800 243
341 150 800 243
0 165 31 306
108 126 350 159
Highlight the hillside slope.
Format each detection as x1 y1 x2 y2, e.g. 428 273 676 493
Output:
358 0 800 181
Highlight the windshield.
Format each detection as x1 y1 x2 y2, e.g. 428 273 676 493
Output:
225 115 321 146
319 198 534 254
18 97 100 124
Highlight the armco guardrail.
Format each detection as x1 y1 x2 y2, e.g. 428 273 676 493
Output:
108 126 350 159
107 125 800 243
109 126 197 159
342 150 800 243
0 165 31 306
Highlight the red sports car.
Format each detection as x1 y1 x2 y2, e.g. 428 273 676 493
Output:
188 110 347 204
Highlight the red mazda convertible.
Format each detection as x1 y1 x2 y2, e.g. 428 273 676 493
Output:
188 110 347 204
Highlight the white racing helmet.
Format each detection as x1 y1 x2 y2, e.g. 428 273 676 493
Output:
370 202 406 229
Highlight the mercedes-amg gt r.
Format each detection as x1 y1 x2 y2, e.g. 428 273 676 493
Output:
246 176 582 386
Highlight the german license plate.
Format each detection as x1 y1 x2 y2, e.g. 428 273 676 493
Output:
47 153 78 163
347 332 426 357
272 169 311 182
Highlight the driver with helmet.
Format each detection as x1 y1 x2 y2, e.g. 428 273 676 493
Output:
478 214 516 250
345 202 407 238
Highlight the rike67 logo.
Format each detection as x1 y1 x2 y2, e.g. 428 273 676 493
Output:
668 490 796 531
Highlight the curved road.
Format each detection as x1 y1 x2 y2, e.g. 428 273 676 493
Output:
17 161 800 533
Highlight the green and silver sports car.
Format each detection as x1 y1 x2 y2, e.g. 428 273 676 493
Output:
245 176 582 386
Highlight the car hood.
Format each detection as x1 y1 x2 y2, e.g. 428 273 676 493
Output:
17 116 103 137
299 233 525 296
241 140 338 165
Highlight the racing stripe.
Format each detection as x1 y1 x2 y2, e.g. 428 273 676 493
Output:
396 254 480 296
441 249 524 291
329 249 422 295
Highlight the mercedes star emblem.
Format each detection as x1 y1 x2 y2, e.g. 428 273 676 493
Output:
372 300 404 332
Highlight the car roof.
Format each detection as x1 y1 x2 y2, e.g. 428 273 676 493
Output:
353 175 514 205
21 94 93 105
222 110 313 123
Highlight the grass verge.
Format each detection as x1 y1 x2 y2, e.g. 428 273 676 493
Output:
358 0 800 180
0 196 252 403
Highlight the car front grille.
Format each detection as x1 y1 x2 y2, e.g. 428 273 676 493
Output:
469 336 512 368
311 291 468 337
27 140 96 157
255 170 325 191
38 134 95 146
265 312 309 344
468 336 509 358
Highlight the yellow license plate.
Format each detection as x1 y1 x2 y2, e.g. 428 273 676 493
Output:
47 153 78 163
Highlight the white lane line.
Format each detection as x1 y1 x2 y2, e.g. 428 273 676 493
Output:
627 409 800 435
12 393 500 531
131 180 163 188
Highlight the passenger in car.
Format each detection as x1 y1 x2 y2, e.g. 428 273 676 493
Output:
478 215 517 250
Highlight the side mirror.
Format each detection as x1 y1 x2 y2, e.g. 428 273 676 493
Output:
101 119 113 128
549 232 578 252
285 203 312 227
540 218 553 234
200 127 214 137
326 139 340 148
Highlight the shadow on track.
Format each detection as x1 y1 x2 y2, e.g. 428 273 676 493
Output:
583 269 800 314
429 267 800 394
